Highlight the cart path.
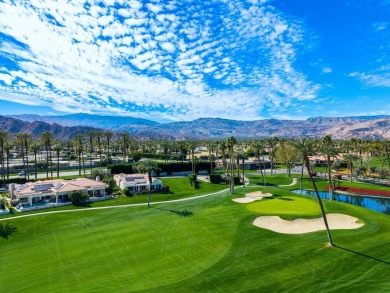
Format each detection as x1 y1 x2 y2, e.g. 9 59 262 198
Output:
278 177 298 187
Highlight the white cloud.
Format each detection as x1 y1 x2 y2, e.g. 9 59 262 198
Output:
0 0 320 121
322 67 332 74
349 67 390 87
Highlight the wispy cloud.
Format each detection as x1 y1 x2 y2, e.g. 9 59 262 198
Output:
0 0 319 121
349 67 390 87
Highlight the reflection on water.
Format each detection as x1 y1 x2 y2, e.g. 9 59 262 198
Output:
291 189 390 215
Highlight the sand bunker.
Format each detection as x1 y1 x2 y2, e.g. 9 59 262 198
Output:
253 214 363 234
232 191 273 203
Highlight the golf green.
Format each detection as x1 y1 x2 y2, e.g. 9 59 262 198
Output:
246 195 322 217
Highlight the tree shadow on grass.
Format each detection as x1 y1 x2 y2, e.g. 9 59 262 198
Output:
0 222 17 239
333 244 390 265
152 207 193 217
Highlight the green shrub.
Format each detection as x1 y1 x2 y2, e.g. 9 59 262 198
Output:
234 176 242 185
68 190 89 206
210 174 222 184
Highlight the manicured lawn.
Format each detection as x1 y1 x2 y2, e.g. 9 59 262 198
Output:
246 195 321 218
1 184 390 292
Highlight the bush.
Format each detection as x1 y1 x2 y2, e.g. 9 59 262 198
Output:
188 174 197 188
234 176 242 185
210 174 222 184
91 168 112 181
68 190 89 206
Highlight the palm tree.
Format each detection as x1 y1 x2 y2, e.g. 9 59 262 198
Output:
104 131 114 164
226 136 237 194
74 134 84 176
86 131 95 169
120 132 131 163
30 141 41 180
53 141 62 178
133 159 159 207
266 137 278 175
0 131 8 185
321 135 338 201
291 138 333 246
4 141 12 180
344 153 359 182
252 140 265 185
16 133 32 180
40 131 54 179
218 141 227 171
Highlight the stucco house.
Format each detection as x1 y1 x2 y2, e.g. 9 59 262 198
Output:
10 178 108 207
114 173 163 194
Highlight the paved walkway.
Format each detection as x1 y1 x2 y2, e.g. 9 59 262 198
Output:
278 177 298 187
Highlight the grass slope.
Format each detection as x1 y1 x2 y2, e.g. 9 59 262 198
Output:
1 178 389 292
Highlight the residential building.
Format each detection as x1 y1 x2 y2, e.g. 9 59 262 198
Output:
114 173 163 194
10 178 108 207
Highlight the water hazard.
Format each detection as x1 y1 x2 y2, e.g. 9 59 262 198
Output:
291 189 390 215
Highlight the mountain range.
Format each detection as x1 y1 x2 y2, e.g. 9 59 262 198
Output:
2 114 390 140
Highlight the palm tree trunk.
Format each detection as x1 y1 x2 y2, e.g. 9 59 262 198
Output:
327 155 333 201
304 155 333 246
299 159 304 194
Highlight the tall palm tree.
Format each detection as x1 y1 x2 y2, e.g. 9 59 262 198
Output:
16 133 32 180
218 141 227 171
53 141 62 178
252 140 265 186
74 134 85 176
120 132 131 163
291 138 333 246
0 131 8 185
133 159 159 207
226 136 237 194
321 135 338 201
40 131 54 179
86 131 95 169
30 141 41 180
104 131 114 164
266 137 278 175
344 153 358 182
4 141 12 180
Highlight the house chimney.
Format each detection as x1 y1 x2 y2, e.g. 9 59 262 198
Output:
9 183 15 199
96 176 100 182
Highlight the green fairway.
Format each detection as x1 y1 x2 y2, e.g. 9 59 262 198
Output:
1 177 389 292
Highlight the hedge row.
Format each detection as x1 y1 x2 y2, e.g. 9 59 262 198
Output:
108 161 215 175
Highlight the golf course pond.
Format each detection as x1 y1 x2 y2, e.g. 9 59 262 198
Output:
292 189 390 215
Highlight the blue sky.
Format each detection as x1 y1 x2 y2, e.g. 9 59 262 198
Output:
0 0 389 122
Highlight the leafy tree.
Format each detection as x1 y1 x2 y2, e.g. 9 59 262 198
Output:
91 168 112 181
275 141 300 177
68 190 89 206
